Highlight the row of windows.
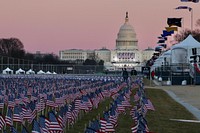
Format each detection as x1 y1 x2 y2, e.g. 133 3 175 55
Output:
62 53 83 55
62 56 85 59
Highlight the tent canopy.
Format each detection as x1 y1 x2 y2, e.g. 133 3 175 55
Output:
171 35 200 50
2 67 13 74
37 70 45 74
171 35 200 64
46 71 52 74
16 68 25 74
26 69 35 74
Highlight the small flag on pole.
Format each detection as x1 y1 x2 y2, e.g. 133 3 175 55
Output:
175 6 192 11
165 27 178 32
167 18 182 27
180 0 199 3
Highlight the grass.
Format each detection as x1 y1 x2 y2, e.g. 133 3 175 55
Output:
114 78 200 133
115 88 137 133
145 88 200 133
67 98 112 133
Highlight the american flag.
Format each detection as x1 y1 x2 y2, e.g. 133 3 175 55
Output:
0 113 5 130
8 95 15 108
36 97 45 112
22 93 30 103
55 92 64 106
116 102 125 113
85 119 100 133
22 125 29 133
10 126 18 133
5 107 13 126
46 94 56 107
137 115 149 132
74 99 81 111
142 98 155 111
38 115 49 133
134 90 141 102
0 98 4 109
48 111 63 132
24 101 36 123
131 123 139 133
105 121 115 132
15 93 22 105
32 119 41 133
99 118 107 133
66 105 72 123
57 107 65 129
84 127 97 133
13 105 23 123
108 108 118 127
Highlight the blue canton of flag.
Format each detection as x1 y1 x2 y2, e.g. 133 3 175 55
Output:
10 126 18 133
48 111 63 132
32 119 41 133
38 115 49 133
5 107 13 126
22 126 28 133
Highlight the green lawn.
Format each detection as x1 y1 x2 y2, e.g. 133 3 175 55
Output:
67 98 112 133
145 88 200 133
114 78 200 133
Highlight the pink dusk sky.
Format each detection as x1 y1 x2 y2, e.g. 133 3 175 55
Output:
0 0 199 55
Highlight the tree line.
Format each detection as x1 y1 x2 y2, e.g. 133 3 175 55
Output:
0 38 103 65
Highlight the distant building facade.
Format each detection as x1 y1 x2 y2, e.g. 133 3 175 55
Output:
59 12 154 70
142 47 155 62
95 47 111 62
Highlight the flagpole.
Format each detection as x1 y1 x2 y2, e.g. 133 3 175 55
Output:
191 8 193 31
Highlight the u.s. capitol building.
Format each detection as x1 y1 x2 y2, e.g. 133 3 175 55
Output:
59 12 154 71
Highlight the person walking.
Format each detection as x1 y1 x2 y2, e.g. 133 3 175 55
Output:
122 68 129 82
131 67 137 81
151 70 155 80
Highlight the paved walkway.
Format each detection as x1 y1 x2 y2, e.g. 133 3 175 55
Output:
146 81 200 120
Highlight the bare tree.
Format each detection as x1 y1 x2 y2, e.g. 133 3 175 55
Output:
0 38 25 58
195 19 200 27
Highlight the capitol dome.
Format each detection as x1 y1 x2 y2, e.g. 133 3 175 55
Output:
116 12 138 50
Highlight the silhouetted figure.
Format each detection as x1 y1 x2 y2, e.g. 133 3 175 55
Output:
131 67 137 81
122 68 128 82
151 70 155 80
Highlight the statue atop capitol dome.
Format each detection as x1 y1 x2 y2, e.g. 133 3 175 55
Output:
116 12 138 50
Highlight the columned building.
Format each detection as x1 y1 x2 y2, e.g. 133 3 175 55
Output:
95 47 111 62
109 12 142 70
59 12 154 71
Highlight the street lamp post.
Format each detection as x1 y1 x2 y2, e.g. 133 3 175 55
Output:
175 6 193 31
191 8 193 31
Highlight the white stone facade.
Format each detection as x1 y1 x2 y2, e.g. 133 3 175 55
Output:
59 49 88 61
95 48 111 62
59 12 154 69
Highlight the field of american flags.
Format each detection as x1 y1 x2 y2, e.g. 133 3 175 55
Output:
0 74 139 133
0 75 200 132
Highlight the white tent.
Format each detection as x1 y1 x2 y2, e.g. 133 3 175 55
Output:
2 67 13 74
26 69 35 74
171 35 200 64
151 50 171 71
16 68 25 74
37 70 45 74
53 72 57 74
46 71 52 74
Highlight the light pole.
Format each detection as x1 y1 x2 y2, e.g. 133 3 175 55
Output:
175 6 193 31
191 8 193 31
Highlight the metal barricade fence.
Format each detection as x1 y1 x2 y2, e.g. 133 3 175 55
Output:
153 63 200 85
0 64 104 74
